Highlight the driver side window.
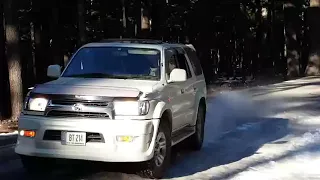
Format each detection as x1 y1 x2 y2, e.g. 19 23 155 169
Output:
165 49 179 80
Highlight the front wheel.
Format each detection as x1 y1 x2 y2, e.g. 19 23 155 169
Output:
138 122 171 179
188 105 205 151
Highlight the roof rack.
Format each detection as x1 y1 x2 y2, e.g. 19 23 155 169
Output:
99 38 164 44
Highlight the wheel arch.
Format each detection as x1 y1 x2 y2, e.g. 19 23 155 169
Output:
199 97 206 110
160 109 172 132
152 101 173 132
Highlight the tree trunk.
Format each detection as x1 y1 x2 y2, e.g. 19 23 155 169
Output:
77 0 86 45
284 2 301 78
50 3 63 66
151 0 165 39
134 0 142 37
254 0 262 78
3 0 23 121
141 6 151 38
301 8 309 72
195 0 215 84
0 1 10 120
32 0 50 84
121 0 127 38
267 0 276 70
305 0 320 75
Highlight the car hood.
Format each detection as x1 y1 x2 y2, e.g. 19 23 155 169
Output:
32 77 160 98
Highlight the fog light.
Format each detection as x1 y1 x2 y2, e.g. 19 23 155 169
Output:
116 136 137 142
19 130 36 138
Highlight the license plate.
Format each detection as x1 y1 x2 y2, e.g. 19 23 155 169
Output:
62 132 86 146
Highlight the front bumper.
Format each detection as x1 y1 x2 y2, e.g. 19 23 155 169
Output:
15 115 160 162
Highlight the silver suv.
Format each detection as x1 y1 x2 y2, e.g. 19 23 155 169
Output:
15 39 207 178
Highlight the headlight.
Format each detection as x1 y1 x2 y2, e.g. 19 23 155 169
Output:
114 101 150 116
26 97 49 112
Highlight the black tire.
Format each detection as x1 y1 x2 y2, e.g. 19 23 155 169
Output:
20 155 55 174
188 104 205 151
138 122 171 179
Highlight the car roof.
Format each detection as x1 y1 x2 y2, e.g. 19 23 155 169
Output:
81 39 191 50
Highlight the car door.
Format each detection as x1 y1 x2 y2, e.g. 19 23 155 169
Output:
174 47 197 126
164 48 186 131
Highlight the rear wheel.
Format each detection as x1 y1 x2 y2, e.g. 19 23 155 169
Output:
138 121 171 179
188 104 205 150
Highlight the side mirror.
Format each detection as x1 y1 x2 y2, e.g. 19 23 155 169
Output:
168 68 187 83
47 64 61 78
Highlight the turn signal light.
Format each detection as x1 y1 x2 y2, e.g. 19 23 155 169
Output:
19 130 36 138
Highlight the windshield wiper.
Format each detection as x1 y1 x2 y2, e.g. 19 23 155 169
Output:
128 75 158 80
65 73 158 80
64 73 129 79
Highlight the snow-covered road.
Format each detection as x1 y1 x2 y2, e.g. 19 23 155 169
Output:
1 77 320 180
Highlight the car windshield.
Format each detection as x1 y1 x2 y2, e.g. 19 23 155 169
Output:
62 47 161 80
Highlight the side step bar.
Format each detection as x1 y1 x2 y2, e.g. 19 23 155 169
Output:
171 126 195 146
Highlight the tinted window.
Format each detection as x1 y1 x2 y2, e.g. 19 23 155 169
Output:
62 47 160 80
165 49 179 78
175 48 192 79
184 47 203 76
165 48 192 80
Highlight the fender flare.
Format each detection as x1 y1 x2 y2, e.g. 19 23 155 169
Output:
190 88 207 126
152 101 171 119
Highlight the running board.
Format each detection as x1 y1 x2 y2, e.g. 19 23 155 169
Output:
171 126 196 146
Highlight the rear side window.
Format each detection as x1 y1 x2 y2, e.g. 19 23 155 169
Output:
184 47 203 76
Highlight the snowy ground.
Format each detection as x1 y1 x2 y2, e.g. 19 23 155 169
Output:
228 77 320 180
1 76 320 180
0 131 18 136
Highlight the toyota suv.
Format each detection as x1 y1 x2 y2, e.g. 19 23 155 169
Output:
15 39 207 178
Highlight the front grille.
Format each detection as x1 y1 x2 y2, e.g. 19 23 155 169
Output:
35 94 114 119
86 133 104 143
46 110 109 118
43 130 104 143
51 100 109 107
43 130 61 141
